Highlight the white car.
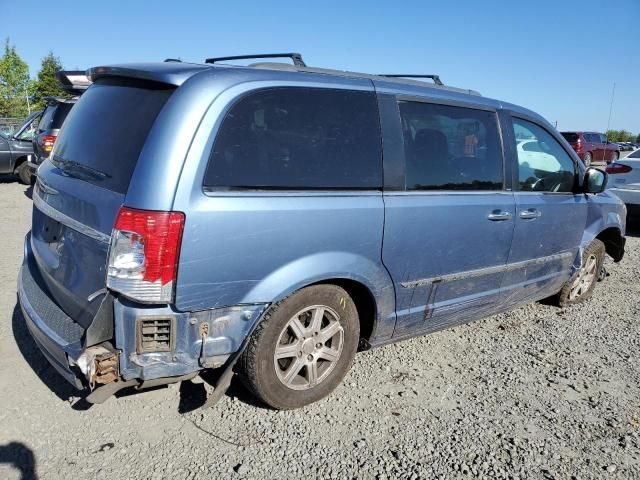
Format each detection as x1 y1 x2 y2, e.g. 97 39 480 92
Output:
607 149 640 215
516 139 563 185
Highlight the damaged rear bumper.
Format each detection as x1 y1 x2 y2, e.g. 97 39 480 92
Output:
18 233 268 400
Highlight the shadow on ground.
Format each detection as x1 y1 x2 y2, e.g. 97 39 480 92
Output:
0 442 37 480
625 214 640 238
11 303 77 402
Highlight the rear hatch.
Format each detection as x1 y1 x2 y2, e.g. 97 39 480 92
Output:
30 77 174 327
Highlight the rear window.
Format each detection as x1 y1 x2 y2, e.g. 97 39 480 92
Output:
561 132 579 143
51 78 174 194
203 87 382 190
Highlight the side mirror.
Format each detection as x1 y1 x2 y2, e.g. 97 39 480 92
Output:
583 167 607 194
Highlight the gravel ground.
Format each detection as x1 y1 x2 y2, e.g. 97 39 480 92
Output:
1 177 639 480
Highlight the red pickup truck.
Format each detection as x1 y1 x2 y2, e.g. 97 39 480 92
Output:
561 131 620 166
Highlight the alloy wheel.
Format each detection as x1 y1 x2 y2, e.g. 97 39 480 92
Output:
569 253 598 300
273 305 344 391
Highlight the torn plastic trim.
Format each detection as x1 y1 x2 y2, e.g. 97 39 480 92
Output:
114 299 268 381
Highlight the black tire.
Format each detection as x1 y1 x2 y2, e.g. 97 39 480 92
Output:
238 284 360 409
555 239 605 307
15 161 31 185
583 152 592 166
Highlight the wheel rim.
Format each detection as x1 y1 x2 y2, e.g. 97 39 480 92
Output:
273 305 344 391
569 253 597 300
584 153 591 165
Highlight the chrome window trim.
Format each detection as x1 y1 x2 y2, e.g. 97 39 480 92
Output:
400 251 574 288
32 192 111 244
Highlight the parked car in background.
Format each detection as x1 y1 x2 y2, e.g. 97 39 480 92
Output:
607 149 640 216
18 54 626 410
0 111 41 184
28 71 90 179
560 131 620 165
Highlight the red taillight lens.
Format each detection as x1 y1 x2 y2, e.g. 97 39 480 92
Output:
605 163 632 174
574 139 582 153
40 134 57 153
107 207 185 303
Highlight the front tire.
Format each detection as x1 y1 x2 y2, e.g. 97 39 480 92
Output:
583 152 592 166
556 239 605 307
238 284 360 409
15 161 31 185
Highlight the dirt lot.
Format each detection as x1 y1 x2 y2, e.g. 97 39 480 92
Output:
1 177 639 479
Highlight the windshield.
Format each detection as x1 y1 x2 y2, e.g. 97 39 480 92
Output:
51 78 174 194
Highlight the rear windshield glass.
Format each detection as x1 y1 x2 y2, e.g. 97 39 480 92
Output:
38 103 73 131
629 150 640 158
561 132 579 143
51 78 174 194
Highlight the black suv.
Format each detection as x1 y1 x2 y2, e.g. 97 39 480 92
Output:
28 71 91 179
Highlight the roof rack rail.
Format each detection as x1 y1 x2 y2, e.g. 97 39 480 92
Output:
378 74 443 86
205 53 307 67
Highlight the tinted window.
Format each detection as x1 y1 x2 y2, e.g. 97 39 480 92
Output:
398 101 503 190
204 88 381 190
629 149 640 158
38 103 73 131
51 78 174 194
561 132 578 143
37 106 56 131
513 118 576 193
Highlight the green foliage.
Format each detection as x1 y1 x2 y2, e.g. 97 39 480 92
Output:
607 130 636 143
0 39 30 117
33 52 67 109
606 130 620 142
618 130 631 142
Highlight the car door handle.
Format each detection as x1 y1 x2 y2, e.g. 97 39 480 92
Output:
487 210 512 221
519 209 542 220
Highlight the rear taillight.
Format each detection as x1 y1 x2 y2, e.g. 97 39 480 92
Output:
39 134 57 154
574 139 582 153
605 163 632 174
107 207 185 303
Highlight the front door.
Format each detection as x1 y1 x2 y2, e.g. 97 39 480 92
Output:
502 115 587 306
380 97 515 337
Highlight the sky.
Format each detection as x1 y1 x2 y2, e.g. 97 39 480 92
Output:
3 0 640 134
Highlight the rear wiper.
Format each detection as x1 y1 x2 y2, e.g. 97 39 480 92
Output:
54 158 111 181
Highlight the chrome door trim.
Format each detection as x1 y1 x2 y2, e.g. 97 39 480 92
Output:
400 251 573 288
32 192 111 244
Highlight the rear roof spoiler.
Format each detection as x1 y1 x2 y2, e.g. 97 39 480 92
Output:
56 70 92 95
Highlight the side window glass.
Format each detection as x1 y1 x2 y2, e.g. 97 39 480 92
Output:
204 87 382 190
38 106 55 131
398 101 503 191
16 116 39 140
513 118 576 193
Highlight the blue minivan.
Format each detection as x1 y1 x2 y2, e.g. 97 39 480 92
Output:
18 54 626 409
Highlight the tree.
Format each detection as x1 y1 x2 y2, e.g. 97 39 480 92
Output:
606 130 620 142
0 39 30 117
33 52 67 109
618 130 631 142
636 133 640 143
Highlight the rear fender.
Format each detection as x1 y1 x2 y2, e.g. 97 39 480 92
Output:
241 251 397 342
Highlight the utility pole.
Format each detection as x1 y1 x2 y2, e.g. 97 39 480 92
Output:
606 82 616 133
25 85 31 115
